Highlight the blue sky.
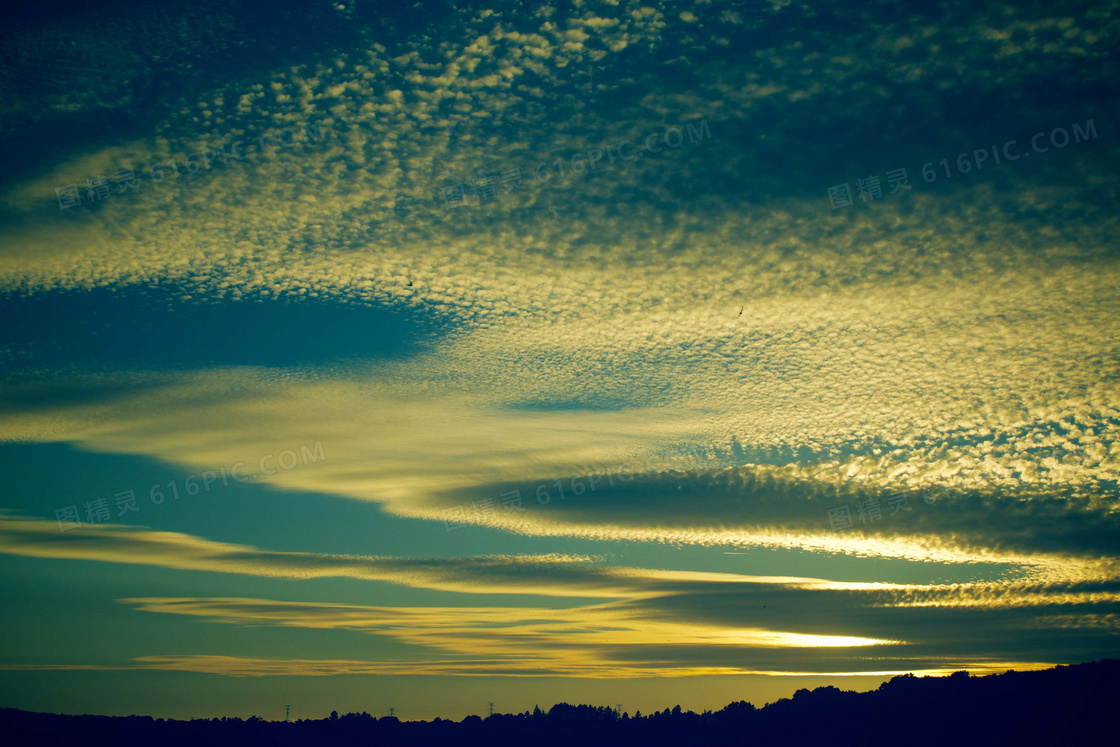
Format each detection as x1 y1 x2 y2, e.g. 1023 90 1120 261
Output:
1 0 1118 721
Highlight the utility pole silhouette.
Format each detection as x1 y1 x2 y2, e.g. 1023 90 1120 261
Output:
285 705 290 722
488 702 494 717
388 707 395 718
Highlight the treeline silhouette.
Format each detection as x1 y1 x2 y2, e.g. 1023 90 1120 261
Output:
3 659 1117 746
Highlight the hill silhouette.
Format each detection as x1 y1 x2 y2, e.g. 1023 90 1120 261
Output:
3 659 1117 746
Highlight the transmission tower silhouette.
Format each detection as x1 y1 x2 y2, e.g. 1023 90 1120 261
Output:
285 705 290 722
488 702 494 717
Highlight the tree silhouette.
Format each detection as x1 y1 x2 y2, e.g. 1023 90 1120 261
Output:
1 660 1117 746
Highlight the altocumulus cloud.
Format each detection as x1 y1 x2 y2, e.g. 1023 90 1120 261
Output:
1 0 1119 694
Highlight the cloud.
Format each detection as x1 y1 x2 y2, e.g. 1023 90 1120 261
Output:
1 0 1119 690
108 596 897 678
13 654 1038 679
0 514 626 597
0 365 1117 571
1 5 1117 546
0 514 1115 676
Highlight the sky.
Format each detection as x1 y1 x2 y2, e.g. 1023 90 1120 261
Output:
0 0 1118 722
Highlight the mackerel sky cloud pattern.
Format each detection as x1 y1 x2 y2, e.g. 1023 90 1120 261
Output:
0 0 1118 721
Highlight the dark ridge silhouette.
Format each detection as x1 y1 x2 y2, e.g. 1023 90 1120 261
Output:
2 659 1117 746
